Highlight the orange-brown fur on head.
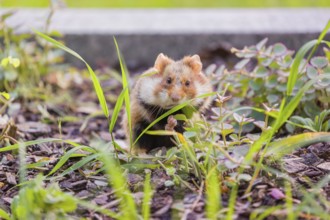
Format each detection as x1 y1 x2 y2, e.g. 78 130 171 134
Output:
137 53 212 110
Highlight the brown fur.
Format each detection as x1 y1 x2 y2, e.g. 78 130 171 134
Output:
122 53 212 153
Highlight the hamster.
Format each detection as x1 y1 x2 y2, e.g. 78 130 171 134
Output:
122 53 212 153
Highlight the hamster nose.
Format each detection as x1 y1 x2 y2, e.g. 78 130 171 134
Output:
171 94 181 102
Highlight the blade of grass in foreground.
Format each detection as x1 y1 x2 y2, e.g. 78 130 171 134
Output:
47 145 86 176
97 144 138 219
0 138 62 152
0 208 10 220
109 87 127 133
206 167 221 220
113 37 132 149
142 173 153 220
264 132 330 159
34 30 109 118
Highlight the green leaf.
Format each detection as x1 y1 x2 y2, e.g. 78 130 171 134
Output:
256 38 268 50
182 105 196 119
311 56 328 69
306 65 318 79
255 66 269 78
266 94 279 104
249 78 263 91
183 131 197 139
234 58 250 69
273 43 287 56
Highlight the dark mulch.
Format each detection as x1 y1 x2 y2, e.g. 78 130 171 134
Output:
0 71 329 219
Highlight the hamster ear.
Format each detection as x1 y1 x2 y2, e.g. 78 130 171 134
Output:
154 53 172 73
183 55 202 73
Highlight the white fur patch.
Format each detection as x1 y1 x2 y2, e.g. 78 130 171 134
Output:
192 81 211 106
138 77 161 105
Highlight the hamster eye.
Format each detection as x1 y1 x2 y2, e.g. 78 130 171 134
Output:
185 81 190 87
166 77 172 84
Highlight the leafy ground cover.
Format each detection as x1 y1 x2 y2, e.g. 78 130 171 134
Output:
1 10 330 220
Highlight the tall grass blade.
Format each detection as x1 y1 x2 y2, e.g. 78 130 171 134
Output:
109 87 127 133
113 37 132 148
98 145 138 219
206 167 221 220
265 132 330 159
142 173 153 220
0 138 62 152
47 145 85 176
18 142 27 184
285 181 295 220
34 30 109 118
56 153 99 178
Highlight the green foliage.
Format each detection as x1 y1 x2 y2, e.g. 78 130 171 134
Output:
0 10 63 99
96 143 138 219
11 175 77 220
142 173 153 220
215 36 330 118
289 109 330 132
206 167 221 220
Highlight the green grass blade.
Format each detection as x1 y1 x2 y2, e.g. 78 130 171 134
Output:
34 30 109 118
0 138 62 152
55 153 99 177
113 37 132 147
0 208 10 220
98 145 138 219
206 167 221 220
286 39 317 96
47 146 85 176
285 181 295 220
18 142 27 184
142 173 153 220
265 132 330 159
109 87 127 133
274 75 330 132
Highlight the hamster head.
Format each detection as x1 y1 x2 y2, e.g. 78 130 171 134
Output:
138 53 211 109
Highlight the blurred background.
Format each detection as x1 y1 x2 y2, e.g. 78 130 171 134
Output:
1 0 329 70
1 0 330 7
